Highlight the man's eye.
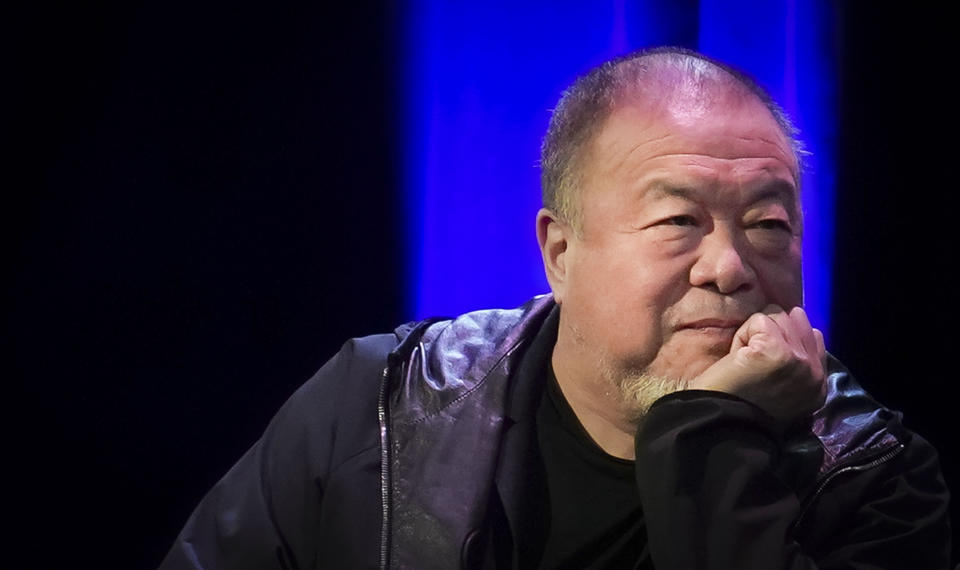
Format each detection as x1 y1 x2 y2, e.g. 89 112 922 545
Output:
752 219 792 232
662 215 698 227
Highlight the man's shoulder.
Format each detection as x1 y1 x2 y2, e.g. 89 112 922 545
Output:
405 294 554 343
411 295 555 370
257 333 401 469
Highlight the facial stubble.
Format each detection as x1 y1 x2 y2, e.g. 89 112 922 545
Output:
601 355 689 425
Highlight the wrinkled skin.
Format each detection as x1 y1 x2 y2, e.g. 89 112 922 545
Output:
539 84 825 455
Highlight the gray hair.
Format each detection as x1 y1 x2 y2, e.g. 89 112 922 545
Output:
540 46 804 230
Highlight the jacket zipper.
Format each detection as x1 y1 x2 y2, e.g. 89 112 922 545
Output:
378 364 392 570
793 442 905 532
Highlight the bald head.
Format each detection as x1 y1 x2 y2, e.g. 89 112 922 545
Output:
540 47 802 230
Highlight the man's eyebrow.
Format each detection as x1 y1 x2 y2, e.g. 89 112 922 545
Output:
747 181 800 215
643 182 699 201
642 179 800 215
751 179 797 200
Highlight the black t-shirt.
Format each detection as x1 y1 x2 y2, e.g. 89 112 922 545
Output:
535 362 651 569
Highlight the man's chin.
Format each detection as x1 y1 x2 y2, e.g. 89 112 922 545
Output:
616 372 687 422
606 347 731 420
641 354 724 386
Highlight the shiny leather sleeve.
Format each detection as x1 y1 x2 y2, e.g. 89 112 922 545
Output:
157 334 396 570
802 430 952 569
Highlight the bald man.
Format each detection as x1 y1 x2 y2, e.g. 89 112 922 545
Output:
161 48 951 570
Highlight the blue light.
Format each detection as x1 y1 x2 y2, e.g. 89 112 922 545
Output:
404 2 835 340
403 2 640 318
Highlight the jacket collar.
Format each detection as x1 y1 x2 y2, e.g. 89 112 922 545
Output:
386 295 555 569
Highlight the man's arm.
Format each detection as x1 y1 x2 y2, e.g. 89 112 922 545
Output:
158 334 395 570
158 435 293 569
635 306 951 569
635 390 951 569
636 390 815 569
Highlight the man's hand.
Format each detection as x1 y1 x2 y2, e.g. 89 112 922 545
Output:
688 305 827 425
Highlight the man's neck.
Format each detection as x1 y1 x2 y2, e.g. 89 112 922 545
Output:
551 332 639 461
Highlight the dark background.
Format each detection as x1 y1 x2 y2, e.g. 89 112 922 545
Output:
12 2 956 567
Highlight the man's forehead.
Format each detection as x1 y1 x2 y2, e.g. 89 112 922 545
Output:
593 89 799 182
624 65 741 125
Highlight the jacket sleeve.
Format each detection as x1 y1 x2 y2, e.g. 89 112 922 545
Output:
634 390 951 570
157 334 396 570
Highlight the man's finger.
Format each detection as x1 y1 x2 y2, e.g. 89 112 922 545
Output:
813 327 827 372
759 305 794 347
813 327 825 356
732 311 780 352
788 306 820 361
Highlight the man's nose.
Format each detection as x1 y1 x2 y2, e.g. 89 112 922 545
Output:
689 227 756 294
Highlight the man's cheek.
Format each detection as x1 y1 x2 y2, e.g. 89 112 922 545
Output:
758 262 803 307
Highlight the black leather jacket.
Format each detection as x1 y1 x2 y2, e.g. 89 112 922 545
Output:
159 295 951 569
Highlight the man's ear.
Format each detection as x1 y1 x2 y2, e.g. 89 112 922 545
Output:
536 208 573 304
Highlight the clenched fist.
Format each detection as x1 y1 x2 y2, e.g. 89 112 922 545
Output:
688 305 827 425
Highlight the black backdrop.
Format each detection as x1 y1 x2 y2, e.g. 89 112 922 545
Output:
12 2 957 567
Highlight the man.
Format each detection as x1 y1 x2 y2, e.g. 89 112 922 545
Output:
160 48 951 569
